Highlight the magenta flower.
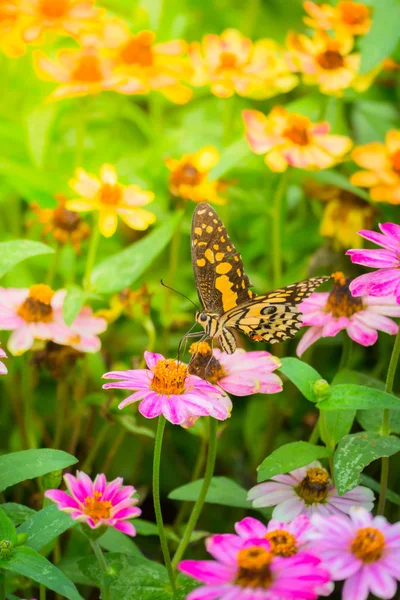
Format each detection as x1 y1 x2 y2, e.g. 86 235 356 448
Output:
45 471 141 536
179 533 330 599
235 515 310 555
310 507 400 600
296 272 400 356
102 351 231 426
0 345 7 375
248 461 374 521
347 223 400 303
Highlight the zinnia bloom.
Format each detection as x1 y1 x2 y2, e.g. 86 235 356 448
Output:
179 534 330 600
67 164 155 238
243 106 352 172
189 28 298 99
296 272 400 355
303 1 372 36
165 146 228 205
310 507 400 600
248 461 374 521
45 471 141 536
0 284 107 355
351 131 400 204
235 515 311 556
102 351 231 426
0 344 7 375
188 341 283 395
0 0 26 57
347 223 400 302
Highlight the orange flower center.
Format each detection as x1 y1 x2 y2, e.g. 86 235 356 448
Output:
188 341 227 384
171 163 203 188
284 116 310 146
83 491 113 522
295 467 330 505
218 51 239 69
39 0 69 18
317 50 345 70
235 546 273 588
391 150 400 174
99 183 122 206
265 530 298 557
351 527 385 563
17 284 55 323
72 55 103 83
0 1 16 23
339 1 369 25
120 33 154 66
150 359 188 395
53 205 82 231
326 271 364 318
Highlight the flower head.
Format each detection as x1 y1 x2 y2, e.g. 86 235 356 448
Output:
45 471 141 536
248 460 374 521
243 106 352 172
235 515 311 557
347 223 400 302
0 0 26 57
0 344 7 375
67 164 155 238
296 272 400 355
33 341 83 378
189 28 298 99
310 507 400 600
96 284 152 323
31 194 90 253
165 146 228 205
351 131 400 204
303 1 372 36
102 351 231 426
188 342 283 395
179 532 330 600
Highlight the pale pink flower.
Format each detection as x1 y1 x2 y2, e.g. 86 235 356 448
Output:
0 345 7 374
310 507 400 600
102 351 231 426
347 223 400 304
248 461 374 521
45 471 141 536
297 272 400 356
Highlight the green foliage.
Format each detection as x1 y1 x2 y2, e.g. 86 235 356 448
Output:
359 0 400 73
257 442 333 482
279 357 322 403
0 240 54 279
0 450 77 492
17 504 75 551
63 285 87 326
317 384 400 411
169 477 252 509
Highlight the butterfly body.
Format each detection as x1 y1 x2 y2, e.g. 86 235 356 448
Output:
191 202 329 354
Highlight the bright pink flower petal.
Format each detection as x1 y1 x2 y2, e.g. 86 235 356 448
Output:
206 534 243 567
44 490 79 510
138 391 163 419
296 326 323 356
342 569 370 600
346 249 399 268
353 311 398 335
113 520 137 537
144 351 164 369
179 560 235 584
350 272 376 297
118 390 149 410
379 222 400 243
234 517 268 539
347 320 378 346
358 228 400 251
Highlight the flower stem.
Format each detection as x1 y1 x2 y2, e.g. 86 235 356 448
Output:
40 583 46 600
339 334 353 370
308 419 320 444
162 210 184 353
21 354 37 449
90 540 110 600
172 418 218 569
378 327 400 514
53 380 69 449
174 436 208 528
319 410 335 479
75 97 88 168
83 215 101 292
45 243 61 286
272 171 289 289
153 416 176 595
0 571 5 600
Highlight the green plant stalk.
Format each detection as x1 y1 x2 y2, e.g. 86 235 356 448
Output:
45 243 61 286
308 419 320 445
0 571 5 600
90 540 110 600
272 170 289 289
339 334 353 370
40 583 46 600
378 327 400 514
81 421 109 473
172 418 218 569
143 315 156 353
319 410 334 479
83 215 101 292
75 97 88 168
53 379 69 449
153 416 176 595
162 211 184 353
174 435 208 528
21 354 37 449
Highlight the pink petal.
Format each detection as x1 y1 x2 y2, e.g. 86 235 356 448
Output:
379 222 400 243
8 327 34 355
113 520 137 537
296 326 323 356
162 395 187 425
186 587 226 600
347 321 378 346
342 569 370 600
322 317 349 337
350 272 376 297
113 506 141 520
103 477 124 501
353 311 398 335
178 560 234 585
118 389 148 410
367 269 400 297
358 229 400 251
144 351 164 369
234 517 268 539
206 534 243 567
138 391 162 419
367 563 397 598
44 489 79 510
346 249 399 269
272 497 305 522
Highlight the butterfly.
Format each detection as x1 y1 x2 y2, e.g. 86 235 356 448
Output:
191 202 330 354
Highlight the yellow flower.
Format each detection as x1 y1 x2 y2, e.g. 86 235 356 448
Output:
165 146 228 204
0 0 26 57
303 1 372 36
351 131 400 204
96 284 152 323
189 28 298 99
243 106 352 172
19 0 101 43
67 164 155 237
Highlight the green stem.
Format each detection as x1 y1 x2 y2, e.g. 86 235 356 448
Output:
0 571 5 600
377 327 400 515
149 93 164 139
319 410 334 479
172 418 218 569
339 334 352 370
271 171 289 289
153 416 176 595
162 211 184 353
53 380 69 449
83 215 101 292
81 421 109 473
174 436 208 528
40 583 46 600
143 315 156 353
45 244 62 286
90 540 110 600
21 355 37 449
75 97 88 168
308 419 320 445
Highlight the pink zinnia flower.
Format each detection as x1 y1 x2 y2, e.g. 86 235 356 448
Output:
188 342 283 395
102 351 231 426
179 533 330 599
347 223 400 303
248 461 374 521
0 285 107 355
296 271 400 356
0 344 7 374
45 471 141 536
310 507 400 600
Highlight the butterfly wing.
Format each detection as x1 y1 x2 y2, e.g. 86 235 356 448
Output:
221 276 330 344
191 202 255 314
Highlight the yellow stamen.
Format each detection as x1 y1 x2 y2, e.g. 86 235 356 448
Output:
188 342 227 384
296 467 330 505
317 50 345 70
99 183 122 206
326 272 364 318
351 527 385 563
120 32 154 66
150 359 188 395
265 530 297 557
83 490 113 522
72 56 103 83
235 546 273 588
218 51 239 69
39 0 69 18
17 285 55 323
284 116 310 146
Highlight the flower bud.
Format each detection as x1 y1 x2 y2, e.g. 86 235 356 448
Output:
313 379 331 399
16 533 28 547
0 540 13 558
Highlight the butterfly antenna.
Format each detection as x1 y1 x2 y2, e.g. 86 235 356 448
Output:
160 280 200 310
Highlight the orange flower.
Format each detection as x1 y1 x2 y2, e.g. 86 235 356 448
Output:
20 0 101 43
165 146 228 204
67 164 155 237
351 131 400 204
96 284 153 323
0 0 26 57
189 29 298 98
303 1 372 36
243 107 352 172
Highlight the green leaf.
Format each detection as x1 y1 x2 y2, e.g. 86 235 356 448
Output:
322 410 356 446
63 285 85 326
108 555 169 600
310 170 371 201
0 509 17 544
359 0 400 74
91 212 183 293
279 357 322 403
357 408 400 435
0 449 77 492
134 519 162 536
17 504 75 551
334 432 400 495
0 546 82 600
0 240 54 280
317 384 400 411
2 503 35 527
209 139 251 180
360 474 400 506
257 441 333 482
99 527 143 557
25 104 57 167
169 476 252 509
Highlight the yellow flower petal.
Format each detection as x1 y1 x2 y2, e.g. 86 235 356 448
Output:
352 144 388 170
350 171 379 187
66 199 96 212
99 211 118 237
122 187 155 207
70 169 101 199
265 151 288 172
195 146 220 172
386 130 400 155
118 208 156 231
100 164 118 186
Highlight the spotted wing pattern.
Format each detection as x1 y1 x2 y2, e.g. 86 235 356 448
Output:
191 202 255 315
